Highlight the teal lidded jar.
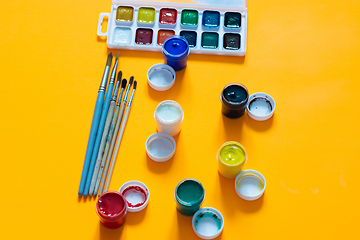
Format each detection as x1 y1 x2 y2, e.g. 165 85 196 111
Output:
174 178 205 216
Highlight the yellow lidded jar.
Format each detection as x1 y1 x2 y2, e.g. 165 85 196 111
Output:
217 141 247 178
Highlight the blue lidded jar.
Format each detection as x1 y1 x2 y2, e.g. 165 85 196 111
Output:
162 35 190 71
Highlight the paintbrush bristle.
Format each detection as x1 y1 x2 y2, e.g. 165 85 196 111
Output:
122 79 127 88
129 76 134 85
133 81 137 89
116 51 120 60
106 53 113 67
117 71 122 81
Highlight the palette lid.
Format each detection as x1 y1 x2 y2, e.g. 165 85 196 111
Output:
192 0 247 8
112 0 247 9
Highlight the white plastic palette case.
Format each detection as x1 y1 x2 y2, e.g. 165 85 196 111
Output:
97 0 248 56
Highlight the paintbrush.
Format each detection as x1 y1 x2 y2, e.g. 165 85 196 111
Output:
98 78 132 196
78 52 112 196
94 78 127 196
89 71 122 196
105 80 137 192
84 51 120 197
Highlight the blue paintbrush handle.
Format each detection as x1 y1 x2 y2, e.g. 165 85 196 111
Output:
78 91 104 196
83 82 114 197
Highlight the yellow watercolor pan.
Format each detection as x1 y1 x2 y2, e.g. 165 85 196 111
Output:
138 7 156 24
116 6 134 22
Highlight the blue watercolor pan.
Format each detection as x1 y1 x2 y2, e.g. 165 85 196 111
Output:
202 10 220 28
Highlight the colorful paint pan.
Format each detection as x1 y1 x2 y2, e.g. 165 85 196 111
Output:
201 32 219 49
217 141 247 179
119 181 150 212
113 27 132 45
192 207 224 239
97 0 248 55
159 8 177 25
138 7 155 24
135 28 153 45
181 9 198 27
224 12 241 28
202 10 220 28
223 33 241 50
157 29 175 46
116 6 134 23
247 92 276 121
180 31 197 47
235 170 266 201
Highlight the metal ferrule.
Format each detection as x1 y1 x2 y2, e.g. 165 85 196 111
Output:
116 88 125 106
99 66 110 92
128 89 136 107
109 60 119 84
123 84 132 103
111 80 121 101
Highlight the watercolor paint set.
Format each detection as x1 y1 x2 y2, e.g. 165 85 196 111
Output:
97 0 248 56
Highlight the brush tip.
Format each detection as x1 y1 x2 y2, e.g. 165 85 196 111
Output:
106 53 113 67
133 81 137 89
116 51 120 60
129 76 134 85
122 79 127 88
117 71 122 81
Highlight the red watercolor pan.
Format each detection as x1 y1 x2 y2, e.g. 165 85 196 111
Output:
159 8 177 25
135 28 153 45
119 181 150 212
157 29 175 46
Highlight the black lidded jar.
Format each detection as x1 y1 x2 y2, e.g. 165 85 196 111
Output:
221 83 249 119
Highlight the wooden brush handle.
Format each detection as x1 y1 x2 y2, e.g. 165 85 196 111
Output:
105 106 131 192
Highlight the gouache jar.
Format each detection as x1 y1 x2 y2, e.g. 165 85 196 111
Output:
96 191 128 229
220 83 249 119
162 35 190 71
154 100 184 136
174 178 205 216
217 141 247 179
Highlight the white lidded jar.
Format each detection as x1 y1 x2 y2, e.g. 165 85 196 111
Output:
154 100 184 136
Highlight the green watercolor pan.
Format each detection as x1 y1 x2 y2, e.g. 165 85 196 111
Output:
97 0 248 56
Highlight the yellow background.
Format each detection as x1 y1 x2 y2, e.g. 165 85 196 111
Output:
1 0 359 239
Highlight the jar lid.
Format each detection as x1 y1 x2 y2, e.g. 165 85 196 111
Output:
235 169 266 201
246 92 275 121
192 207 224 239
147 63 176 91
119 181 150 212
145 132 176 162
